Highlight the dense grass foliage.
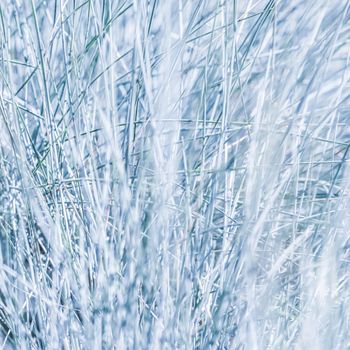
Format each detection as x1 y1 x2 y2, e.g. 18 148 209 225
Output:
0 0 350 349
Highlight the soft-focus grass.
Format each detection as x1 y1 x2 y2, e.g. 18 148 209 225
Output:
0 0 350 349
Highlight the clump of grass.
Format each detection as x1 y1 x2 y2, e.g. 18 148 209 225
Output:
0 0 350 349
